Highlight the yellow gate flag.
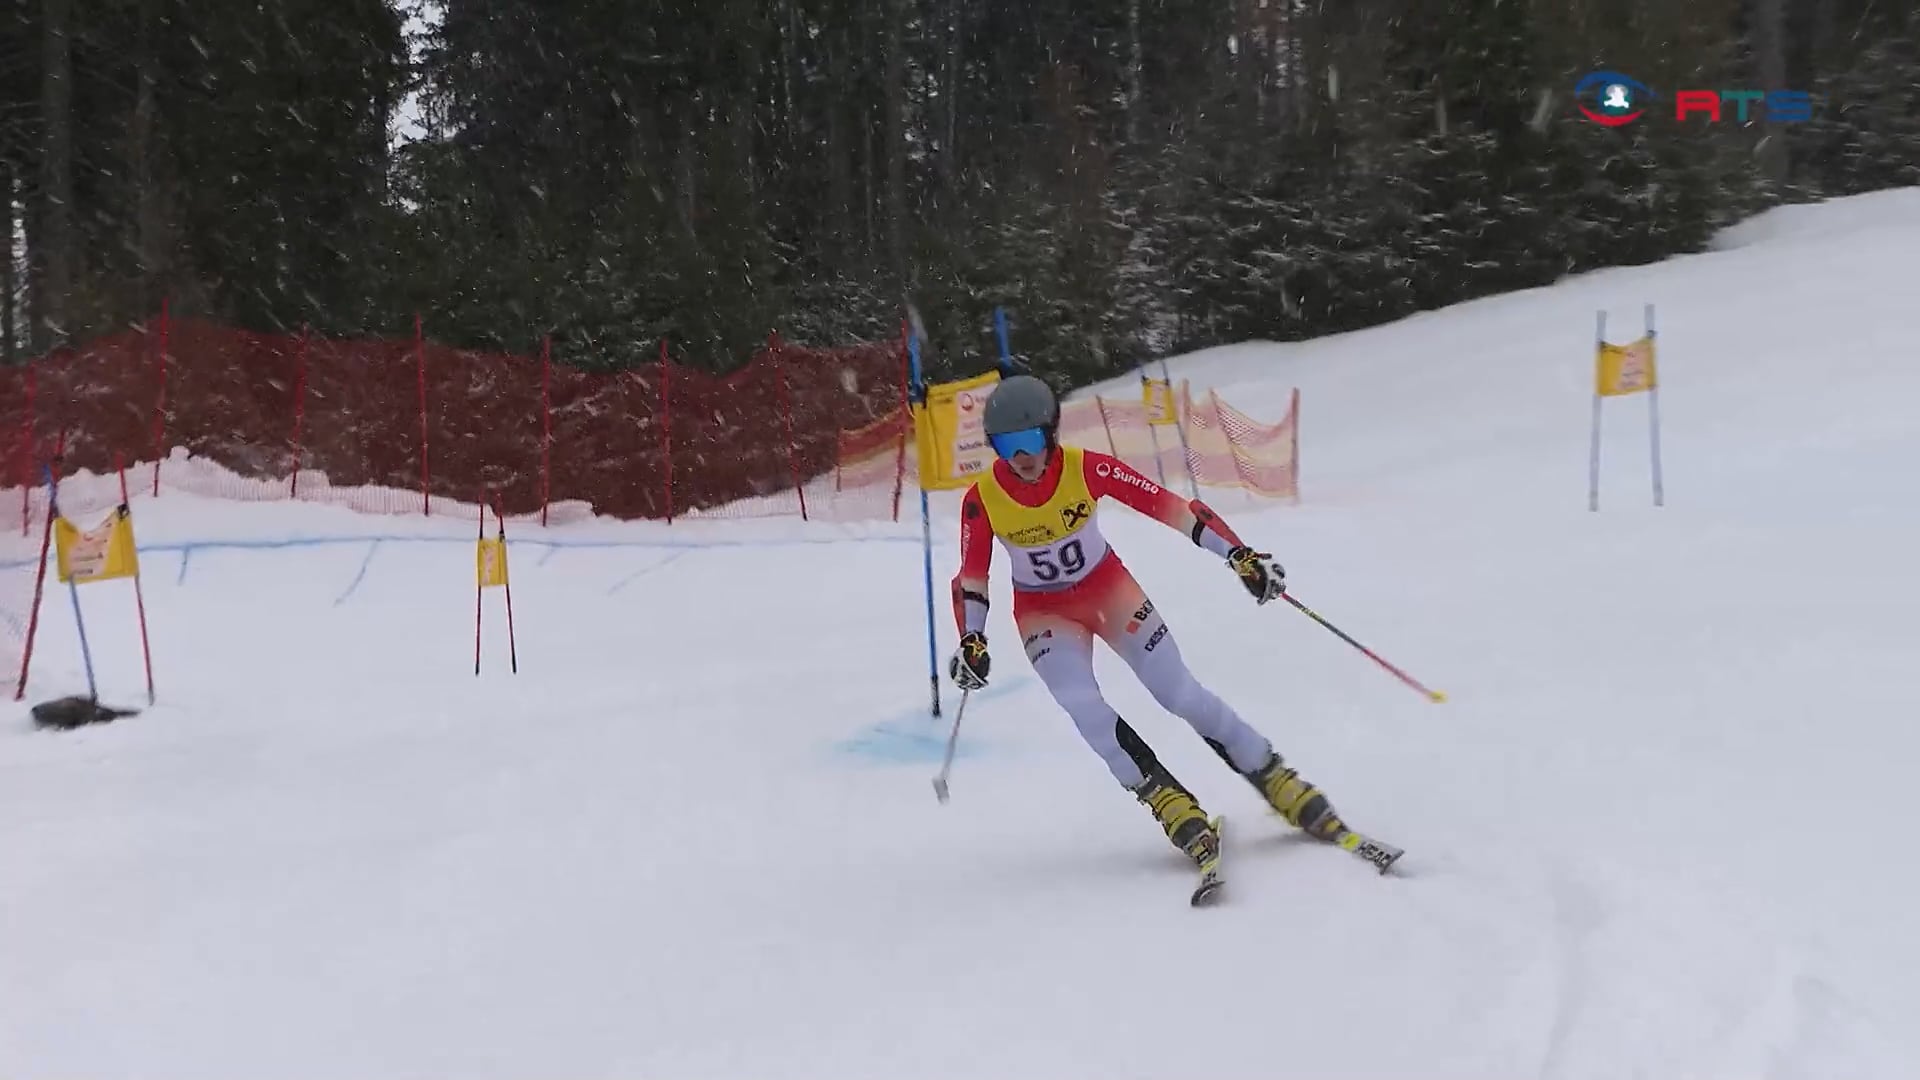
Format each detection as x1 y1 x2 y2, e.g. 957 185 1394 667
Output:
912 369 1001 490
54 505 140 585
1142 378 1177 426
1596 337 1658 397
477 536 510 588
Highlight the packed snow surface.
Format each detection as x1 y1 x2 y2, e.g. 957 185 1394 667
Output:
4 188 1919 1079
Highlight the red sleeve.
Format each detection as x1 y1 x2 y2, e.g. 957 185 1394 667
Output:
950 484 993 635
1082 451 1245 554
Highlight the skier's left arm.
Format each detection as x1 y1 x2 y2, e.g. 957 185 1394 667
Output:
1081 451 1287 603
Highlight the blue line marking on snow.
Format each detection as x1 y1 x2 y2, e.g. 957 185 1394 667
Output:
606 550 691 595
332 540 382 607
836 722 978 764
833 676 1033 764
537 545 562 567
175 548 192 586
0 530 925 573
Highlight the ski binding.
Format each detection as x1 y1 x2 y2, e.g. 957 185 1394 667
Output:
1191 815 1226 906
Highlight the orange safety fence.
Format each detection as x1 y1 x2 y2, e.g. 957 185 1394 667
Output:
833 378 1301 506
1059 381 1300 500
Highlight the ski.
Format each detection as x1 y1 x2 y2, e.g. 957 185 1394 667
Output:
1190 815 1226 906
1333 827 1404 875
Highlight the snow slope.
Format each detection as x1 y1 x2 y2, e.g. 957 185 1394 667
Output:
4 187 1919 1080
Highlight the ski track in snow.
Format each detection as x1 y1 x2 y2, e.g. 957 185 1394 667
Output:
3 189 1920 1078
1539 866 1601 1080
331 538 383 606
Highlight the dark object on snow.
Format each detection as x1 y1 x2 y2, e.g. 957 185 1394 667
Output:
31 695 141 730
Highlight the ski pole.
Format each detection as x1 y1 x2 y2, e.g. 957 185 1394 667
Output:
931 687 973 803
1283 592 1447 703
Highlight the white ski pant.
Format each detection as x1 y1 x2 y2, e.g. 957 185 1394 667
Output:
1013 553 1273 789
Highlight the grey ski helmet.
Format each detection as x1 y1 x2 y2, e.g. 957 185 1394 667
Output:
982 374 1061 459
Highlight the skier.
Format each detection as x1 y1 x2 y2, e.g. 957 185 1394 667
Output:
947 374 1358 877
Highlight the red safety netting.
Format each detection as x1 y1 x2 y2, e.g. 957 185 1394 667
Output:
0 313 1301 700
1 312 912 527
0 313 915 696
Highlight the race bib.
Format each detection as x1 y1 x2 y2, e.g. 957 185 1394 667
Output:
1003 522 1109 588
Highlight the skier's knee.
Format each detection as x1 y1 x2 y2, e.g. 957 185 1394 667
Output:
1048 680 1108 721
1143 667 1208 718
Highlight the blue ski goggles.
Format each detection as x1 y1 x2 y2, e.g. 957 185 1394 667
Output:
987 426 1050 460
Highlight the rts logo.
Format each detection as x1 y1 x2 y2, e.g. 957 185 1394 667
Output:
1674 88 1812 123
1575 71 1652 127
1575 70 1813 125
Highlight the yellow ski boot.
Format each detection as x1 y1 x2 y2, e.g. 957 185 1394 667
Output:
1245 752 1347 842
1133 773 1222 872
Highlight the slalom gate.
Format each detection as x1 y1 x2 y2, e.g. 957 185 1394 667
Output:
1588 303 1667 511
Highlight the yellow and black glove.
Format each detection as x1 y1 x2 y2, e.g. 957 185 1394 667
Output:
1227 546 1286 604
949 631 991 689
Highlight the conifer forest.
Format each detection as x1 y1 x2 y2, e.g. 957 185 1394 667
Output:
2 0 1915 383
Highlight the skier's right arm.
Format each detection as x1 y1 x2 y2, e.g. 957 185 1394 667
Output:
947 485 993 689
949 485 992 637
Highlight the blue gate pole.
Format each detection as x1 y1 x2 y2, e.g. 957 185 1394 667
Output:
909 333 942 718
